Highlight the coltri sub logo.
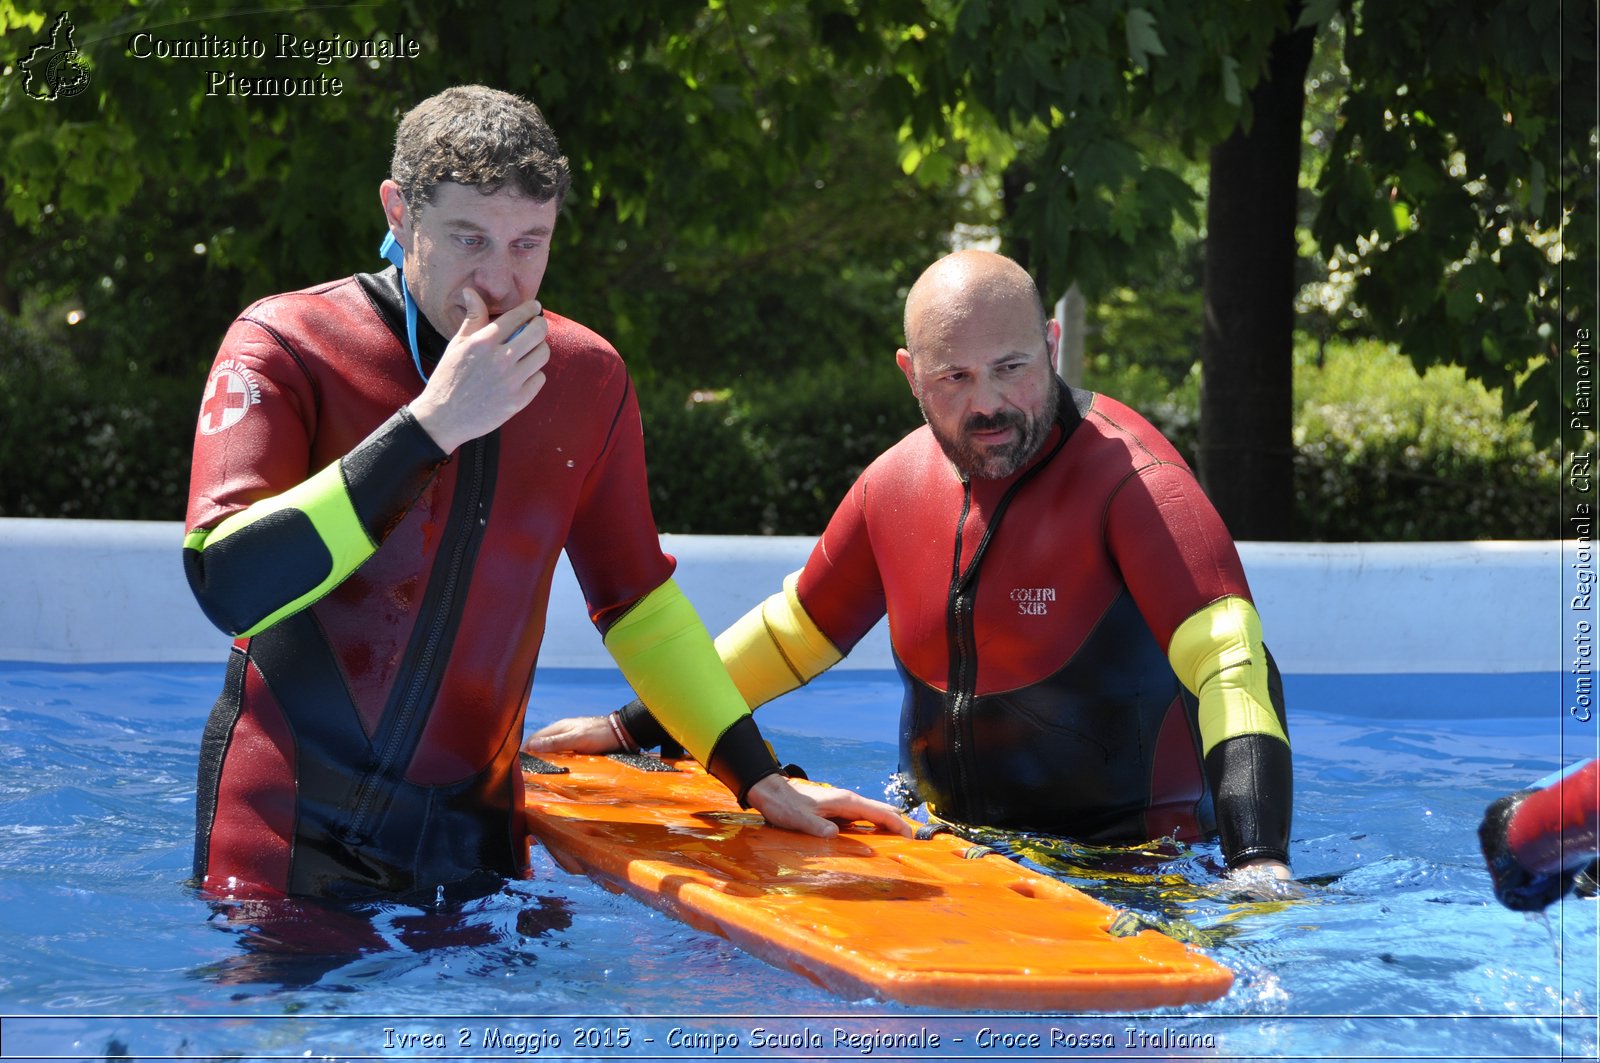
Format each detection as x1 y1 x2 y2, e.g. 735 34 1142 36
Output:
1011 586 1056 616
199 361 262 435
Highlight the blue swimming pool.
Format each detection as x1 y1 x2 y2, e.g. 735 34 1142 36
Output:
0 661 1593 1061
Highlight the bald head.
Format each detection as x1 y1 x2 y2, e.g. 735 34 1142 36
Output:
895 250 1061 480
903 250 1049 362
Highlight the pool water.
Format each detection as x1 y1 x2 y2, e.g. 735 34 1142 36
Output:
0 662 1594 1061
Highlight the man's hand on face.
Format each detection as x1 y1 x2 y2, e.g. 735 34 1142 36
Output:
409 287 550 454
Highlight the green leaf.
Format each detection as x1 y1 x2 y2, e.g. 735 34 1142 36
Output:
1446 261 1501 323
1295 0 1342 31
1125 7 1167 70
1396 156 1441 201
1108 188 1144 243
1391 200 1412 233
1220 54 1241 106
243 135 283 181
1527 158 1547 219
8 128 59 178
916 148 956 188
1014 0 1055 28
953 0 991 42
897 140 926 176
1143 166 1200 227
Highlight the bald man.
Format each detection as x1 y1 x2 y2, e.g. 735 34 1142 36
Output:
532 250 1293 882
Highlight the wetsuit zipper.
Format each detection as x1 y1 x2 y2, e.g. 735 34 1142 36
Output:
940 404 1076 823
945 480 979 817
343 440 487 844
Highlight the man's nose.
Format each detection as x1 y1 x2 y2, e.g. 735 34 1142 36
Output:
969 371 1008 416
472 253 516 306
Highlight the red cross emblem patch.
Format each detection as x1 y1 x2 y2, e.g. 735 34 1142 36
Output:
199 363 261 435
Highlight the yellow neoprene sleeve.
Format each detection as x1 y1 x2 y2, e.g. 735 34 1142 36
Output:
604 578 753 765
1166 596 1288 756
713 570 843 708
182 460 375 638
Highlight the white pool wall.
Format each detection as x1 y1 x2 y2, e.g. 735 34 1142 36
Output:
0 517 1562 675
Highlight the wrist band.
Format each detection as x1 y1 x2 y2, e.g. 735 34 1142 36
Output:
607 710 640 754
617 697 671 750
704 714 784 807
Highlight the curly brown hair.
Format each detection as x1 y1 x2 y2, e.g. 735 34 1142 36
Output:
390 84 571 212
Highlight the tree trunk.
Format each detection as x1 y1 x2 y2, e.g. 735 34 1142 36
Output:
1198 13 1317 540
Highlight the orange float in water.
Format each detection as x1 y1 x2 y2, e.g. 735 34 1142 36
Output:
522 753 1234 1011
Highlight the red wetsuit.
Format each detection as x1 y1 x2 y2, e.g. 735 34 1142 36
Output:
1505 759 1600 875
795 385 1290 862
185 268 677 901
1481 759 1600 910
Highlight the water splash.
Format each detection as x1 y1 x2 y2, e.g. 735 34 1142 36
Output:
883 771 919 812
1526 908 1560 964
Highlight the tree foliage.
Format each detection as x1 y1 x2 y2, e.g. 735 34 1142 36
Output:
864 0 1593 483
0 0 957 519
861 0 1281 300
1 0 955 362
1309 0 1595 442
1 0 1591 532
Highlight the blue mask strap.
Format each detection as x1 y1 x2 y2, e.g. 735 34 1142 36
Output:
379 232 428 382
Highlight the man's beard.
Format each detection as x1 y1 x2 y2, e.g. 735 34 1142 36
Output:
920 383 1059 480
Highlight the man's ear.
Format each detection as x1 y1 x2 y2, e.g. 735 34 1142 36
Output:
378 180 410 244
896 348 918 396
1045 318 1061 361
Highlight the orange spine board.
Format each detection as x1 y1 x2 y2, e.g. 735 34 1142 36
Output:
522 754 1233 1011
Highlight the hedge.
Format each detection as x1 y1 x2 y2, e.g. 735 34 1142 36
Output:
0 313 1566 541
635 359 921 535
0 313 194 521
1288 339 1561 540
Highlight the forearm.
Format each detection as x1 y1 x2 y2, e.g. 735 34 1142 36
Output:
618 571 842 751
183 407 446 637
1207 732 1294 867
604 578 785 803
1168 596 1293 867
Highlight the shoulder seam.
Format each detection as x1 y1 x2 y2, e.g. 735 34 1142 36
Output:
234 313 320 410
1098 457 1197 552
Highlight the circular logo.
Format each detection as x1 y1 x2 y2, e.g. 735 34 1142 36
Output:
45 51 91 99
200 367 256 435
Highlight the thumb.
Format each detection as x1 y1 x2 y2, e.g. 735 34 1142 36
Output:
456 287 487 335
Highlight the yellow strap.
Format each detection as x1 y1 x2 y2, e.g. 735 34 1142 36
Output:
714 570 843 708
605 578 751 765
185 461 375 637
1166 596 1288 756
